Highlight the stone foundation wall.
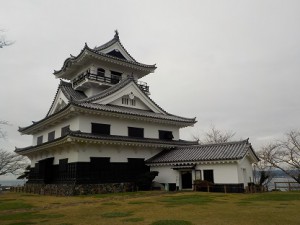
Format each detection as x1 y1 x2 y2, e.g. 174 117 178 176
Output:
11 183 134 196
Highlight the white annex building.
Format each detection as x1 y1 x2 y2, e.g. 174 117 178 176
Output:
16 31 259 193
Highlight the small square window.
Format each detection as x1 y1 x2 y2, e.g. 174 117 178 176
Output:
37 136 43 145
128 127 144 138
91 123 110 135
159 130 174 140
48 131 55 141
61 125 70 136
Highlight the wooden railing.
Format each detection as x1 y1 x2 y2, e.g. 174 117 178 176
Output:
274 182 300 191
72 72 149 93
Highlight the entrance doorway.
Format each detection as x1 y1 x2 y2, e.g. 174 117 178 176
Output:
181 171 192 189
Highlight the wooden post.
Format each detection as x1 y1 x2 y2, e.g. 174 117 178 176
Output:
288 182 291 191
207 184 210 193
224 185 227 193
275 182 277 190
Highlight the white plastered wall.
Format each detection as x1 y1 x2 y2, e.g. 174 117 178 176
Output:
78 114 180 140
150 166 180 188
32 117 79 146
195 163 239 184
237 155 255 187
28 143 161 167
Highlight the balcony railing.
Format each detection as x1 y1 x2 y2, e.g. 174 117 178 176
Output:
72 72 120 87
72 72 149 93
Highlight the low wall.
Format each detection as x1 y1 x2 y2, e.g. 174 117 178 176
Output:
11 183 134 196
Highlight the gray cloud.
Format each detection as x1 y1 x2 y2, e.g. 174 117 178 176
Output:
1 0 300 151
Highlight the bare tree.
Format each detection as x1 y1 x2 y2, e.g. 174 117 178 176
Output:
259 130 300 184
0 121 28 176
253 160 274 190
0 120 9 139
0 150 27 176
192 125 236 144
0 30 14 48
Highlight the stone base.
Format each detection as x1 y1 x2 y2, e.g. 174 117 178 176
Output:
11 183 134 196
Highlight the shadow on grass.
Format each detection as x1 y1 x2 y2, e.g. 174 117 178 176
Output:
102 202 121 206
122 217 144 222
0 212 64 221
101 211 133 218
243 192 300 202
0 200 34 211
8 222 36 225
128 201 152 205
151 220 193 225
160 194 213 206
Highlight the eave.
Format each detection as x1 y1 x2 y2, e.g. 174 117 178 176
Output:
19 103 196 135
147 160 239 167
15 132 197 155
54 46 156 80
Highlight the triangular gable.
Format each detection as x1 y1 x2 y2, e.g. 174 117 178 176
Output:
243 147 260 164
47 88 69 116
98 41 136 62
93 81 167 114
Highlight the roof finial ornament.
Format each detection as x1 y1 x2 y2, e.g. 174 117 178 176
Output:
114 29 119 40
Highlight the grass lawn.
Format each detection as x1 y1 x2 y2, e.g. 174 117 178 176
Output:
0 191 299 225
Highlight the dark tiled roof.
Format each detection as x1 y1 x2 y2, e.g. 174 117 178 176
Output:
46 80 86 116
74 102 196 124
146 140 259 164
20 78 196 133
60 81 87 101
54 34 156 76
15 131 198 154
72 132 197 146
78 77 134 103
94 31 137 62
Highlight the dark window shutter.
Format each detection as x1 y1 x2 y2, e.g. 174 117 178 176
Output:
204 170 214 183
48 131 55 141
159 130 174 140
61 125 70 136
128 127 144 138
91 123 110 135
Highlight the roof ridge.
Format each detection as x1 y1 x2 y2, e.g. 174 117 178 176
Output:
94 31 137 62
54 33 156 76
196 139 249 148
45 81 63 116
75 77 133 103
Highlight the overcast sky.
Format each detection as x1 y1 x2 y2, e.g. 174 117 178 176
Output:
1 0 300 153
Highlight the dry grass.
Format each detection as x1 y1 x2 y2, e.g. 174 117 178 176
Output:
0 191 299 225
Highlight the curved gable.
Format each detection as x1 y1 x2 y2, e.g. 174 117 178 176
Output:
93 81 166 114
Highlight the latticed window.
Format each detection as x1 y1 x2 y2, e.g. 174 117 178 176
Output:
97 68 105 76
61 125 70 136
48 131 55 141
37 136 43 145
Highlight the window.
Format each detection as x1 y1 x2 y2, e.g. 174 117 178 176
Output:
91 123 110 135
59 158 68 173
37 136 43 145
159 130 174 140
128 127 144 138
111 71 122 84
130 99 136 106
122 97 136 106
122 97 129 105
97 68 105 77
48 131 55 141
61 125 70 136
203 170 214 183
